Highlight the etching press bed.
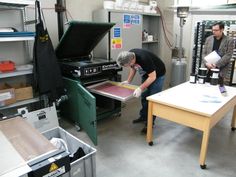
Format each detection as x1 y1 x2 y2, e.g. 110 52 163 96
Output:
87 81 138 102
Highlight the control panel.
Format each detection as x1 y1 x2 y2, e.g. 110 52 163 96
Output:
84 66 102 76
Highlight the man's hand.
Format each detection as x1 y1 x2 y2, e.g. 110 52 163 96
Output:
206 63 216 69
121 80 130 85
133 87 142 98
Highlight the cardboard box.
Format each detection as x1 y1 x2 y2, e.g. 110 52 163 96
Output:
9 83 33 101
0 84 16 107
15 85 33 101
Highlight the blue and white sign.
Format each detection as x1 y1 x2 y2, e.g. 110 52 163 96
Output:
113 27 121 38
123 14 140 28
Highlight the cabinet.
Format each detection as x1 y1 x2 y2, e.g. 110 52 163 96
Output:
142 14 159 54
93 9 160 85
0 0 37 113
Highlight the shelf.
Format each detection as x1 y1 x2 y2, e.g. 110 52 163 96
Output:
0 97 39 110
0 0 34 7
0 36 34 42
104 9 161 16
0 69 33 78
142 40 158 44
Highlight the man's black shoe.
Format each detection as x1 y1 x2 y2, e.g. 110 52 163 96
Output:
132 117 145 124
141 126 147 134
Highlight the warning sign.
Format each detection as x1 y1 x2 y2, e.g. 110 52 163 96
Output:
49 163 58 172
111 38 122 49
43 166 66 177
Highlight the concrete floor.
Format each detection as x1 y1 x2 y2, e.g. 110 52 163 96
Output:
60 98 236 177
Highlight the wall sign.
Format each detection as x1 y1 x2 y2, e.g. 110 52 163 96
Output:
111 38 122 49
113 27 121 38
123 14 140 28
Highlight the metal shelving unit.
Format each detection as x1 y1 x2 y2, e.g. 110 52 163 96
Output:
0 0 35 112
142 40 158 44
0 69 33 78
0 36 34 42
0 0 34 6
0 97 39 110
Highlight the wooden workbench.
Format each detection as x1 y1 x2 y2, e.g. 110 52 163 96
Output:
146 82 236 169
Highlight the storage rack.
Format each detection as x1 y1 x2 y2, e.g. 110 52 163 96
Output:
225 24 236 85
0 0 37 113
191 22 205 75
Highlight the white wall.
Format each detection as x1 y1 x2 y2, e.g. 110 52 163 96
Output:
35 0 59 46
66 0 103 21
38 0 103 47
156 0 175 88
159 9 175 88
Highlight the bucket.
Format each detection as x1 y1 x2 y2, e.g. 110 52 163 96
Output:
198 68 207 77
198 75 206 84
211 68 220 79
210 68 219 85
210 77 218 85
189 73 197 84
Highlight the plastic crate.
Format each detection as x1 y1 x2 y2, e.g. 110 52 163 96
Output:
42 127 96 177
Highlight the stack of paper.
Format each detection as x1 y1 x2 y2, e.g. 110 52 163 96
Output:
204 51 221 64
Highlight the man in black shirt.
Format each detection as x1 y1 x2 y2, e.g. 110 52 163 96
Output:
116 48 166 134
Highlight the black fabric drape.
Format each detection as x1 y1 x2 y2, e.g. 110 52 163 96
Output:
33 0 64 104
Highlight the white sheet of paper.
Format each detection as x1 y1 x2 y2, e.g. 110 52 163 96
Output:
204 51 221 64
0 131 29 176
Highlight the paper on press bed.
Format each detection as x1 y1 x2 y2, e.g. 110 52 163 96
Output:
204 51 221 64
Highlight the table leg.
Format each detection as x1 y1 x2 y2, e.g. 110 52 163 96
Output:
146 101 153 146
231 105 236 131
199 124 210 169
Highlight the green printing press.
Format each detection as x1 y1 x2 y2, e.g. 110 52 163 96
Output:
56 21 122 145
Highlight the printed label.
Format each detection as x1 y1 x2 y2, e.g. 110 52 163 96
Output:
0 92 12 101
111 38 122 49
43 166 65 177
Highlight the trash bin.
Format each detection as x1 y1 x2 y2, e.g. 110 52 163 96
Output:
43 127 97 177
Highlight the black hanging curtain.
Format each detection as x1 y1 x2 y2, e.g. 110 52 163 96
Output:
33 0 64 104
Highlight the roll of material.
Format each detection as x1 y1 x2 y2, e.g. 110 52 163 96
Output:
210 77 218 85
189 73 197 84
198 68 207 77
211 68 220 79
198 75 206 84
